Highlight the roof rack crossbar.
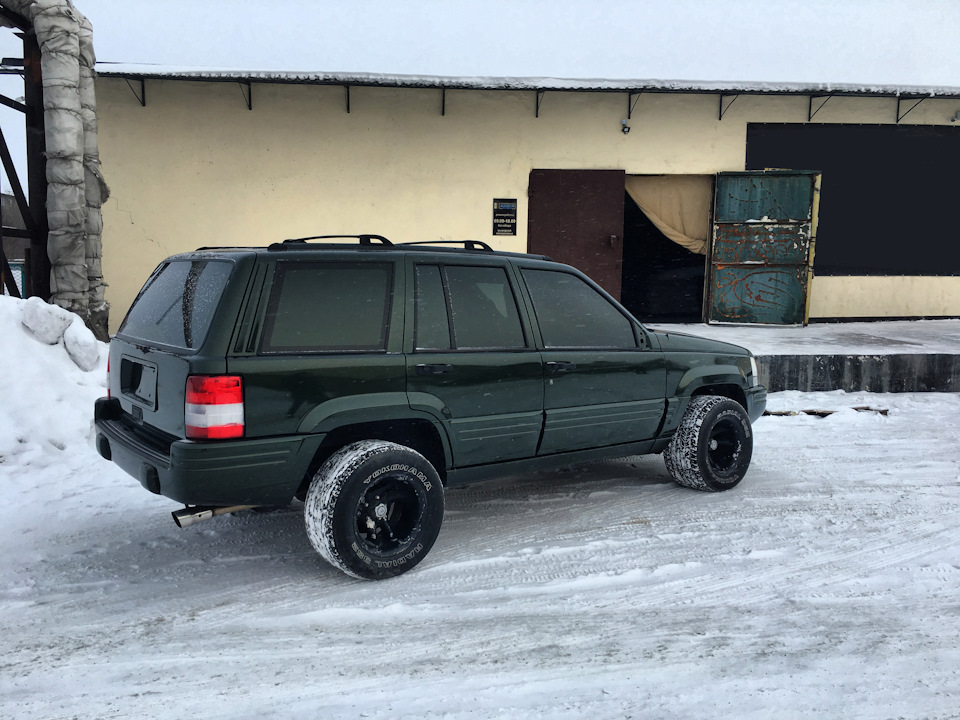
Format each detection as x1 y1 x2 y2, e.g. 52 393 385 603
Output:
399 240 493 251
280 234 393 246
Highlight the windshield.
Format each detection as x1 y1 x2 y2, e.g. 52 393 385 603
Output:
118 260 233 350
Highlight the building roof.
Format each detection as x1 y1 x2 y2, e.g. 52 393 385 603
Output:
95 64 960 100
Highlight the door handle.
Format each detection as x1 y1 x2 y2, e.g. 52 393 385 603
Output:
545 361 577 375
416 363 452 376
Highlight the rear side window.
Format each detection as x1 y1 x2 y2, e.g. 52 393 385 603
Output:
415 264 526 350
119 260 233 350
521 268 636 348
261 262 393 353
414 265 452 350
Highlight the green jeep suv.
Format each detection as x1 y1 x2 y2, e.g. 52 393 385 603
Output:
94 236 766 579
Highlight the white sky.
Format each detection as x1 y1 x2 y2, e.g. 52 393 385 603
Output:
55 0 960 85
2 0 960 189
66 0 960 86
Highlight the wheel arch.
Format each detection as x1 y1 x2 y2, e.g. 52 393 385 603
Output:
657 369 750 442
298 417 451 499
690 383 747 411
668 353 752 410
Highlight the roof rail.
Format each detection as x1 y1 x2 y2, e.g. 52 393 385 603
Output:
270 234 393 250
399 240 493 252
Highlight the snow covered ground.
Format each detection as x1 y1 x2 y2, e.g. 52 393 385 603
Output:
2 295 959 719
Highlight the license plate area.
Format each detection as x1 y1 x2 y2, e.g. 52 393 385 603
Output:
120 356 158 410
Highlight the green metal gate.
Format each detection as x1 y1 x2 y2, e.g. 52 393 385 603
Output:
708 171 820 325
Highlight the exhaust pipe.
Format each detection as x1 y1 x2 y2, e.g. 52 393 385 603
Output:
172 505 257 528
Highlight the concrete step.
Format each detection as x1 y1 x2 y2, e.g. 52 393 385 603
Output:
756 354 960 393
650 320 960 393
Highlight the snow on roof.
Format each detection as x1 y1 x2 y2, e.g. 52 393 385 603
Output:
94 64 960 99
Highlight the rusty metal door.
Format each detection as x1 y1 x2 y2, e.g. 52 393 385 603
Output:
527 169 626 300
708 171 820 325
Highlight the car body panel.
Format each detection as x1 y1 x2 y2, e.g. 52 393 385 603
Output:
537 349 666 453
406 351 544 466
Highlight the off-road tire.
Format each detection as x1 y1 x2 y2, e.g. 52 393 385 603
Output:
664 395 753 492
304 440 444 579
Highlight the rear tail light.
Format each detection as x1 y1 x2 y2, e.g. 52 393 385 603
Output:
106 354 111 398
185 375 244 439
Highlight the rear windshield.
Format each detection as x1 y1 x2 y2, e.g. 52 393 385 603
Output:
118 260 233 350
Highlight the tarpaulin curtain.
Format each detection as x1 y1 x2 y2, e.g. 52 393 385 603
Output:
624 175 712 255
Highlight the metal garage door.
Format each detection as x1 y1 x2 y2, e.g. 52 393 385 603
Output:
708 171 820 325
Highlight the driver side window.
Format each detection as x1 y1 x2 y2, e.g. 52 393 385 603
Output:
521 268 636 349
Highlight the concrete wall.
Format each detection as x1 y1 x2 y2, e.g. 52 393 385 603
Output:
95 78 960 329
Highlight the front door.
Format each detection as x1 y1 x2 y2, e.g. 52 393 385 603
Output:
708 171 821 325
527 169 626 300
517 265 666 454
405 260 544 467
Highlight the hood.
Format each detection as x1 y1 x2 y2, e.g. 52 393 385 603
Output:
647 329 752 356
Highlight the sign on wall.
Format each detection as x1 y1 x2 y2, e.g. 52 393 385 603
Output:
492 198 517 236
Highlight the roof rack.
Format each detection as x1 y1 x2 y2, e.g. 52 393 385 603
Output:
398 240 493 252
265 236 502 254
269 234 393 250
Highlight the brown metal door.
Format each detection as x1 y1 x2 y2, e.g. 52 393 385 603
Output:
527 169 626 300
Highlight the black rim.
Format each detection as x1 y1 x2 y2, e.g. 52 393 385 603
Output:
706 417 743 476
355 473 423 555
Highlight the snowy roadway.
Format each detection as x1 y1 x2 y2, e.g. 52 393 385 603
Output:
1 296 959 719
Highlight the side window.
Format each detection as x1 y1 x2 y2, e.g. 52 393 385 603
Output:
521 268 636 349
414 264 526 350
261 262 393 352
415 265 451 350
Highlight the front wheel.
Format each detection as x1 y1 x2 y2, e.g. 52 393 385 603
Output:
664 395 753 492
304 440 444 579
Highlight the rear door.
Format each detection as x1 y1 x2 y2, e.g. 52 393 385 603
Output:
527 169 626 300
517 265 666 454
708 171 820 325
405 258 544 467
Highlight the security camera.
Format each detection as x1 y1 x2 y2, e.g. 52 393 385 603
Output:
952 111 960 123
621 119 630 134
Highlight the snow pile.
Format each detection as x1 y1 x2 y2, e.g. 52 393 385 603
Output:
19 295 101 370
0 296 108 541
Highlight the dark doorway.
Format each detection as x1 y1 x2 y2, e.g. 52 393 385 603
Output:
621 193 706 323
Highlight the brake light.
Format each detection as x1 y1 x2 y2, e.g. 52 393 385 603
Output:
106 354 111 398
185 375 244 439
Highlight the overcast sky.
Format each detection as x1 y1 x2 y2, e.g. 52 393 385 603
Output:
4 0 960 84
2 0 960 190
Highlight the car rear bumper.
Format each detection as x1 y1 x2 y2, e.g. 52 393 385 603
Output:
94 397 322 506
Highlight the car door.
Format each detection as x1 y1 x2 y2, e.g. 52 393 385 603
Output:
517 265 667 455
405 259 544 467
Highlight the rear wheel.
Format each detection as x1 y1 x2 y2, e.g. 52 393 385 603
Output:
304 440 444 579
664 395 753 492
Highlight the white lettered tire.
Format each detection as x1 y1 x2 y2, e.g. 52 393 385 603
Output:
664 395 753 492
304 440 444 579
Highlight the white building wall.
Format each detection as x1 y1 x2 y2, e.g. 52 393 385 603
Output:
95 78 960 328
